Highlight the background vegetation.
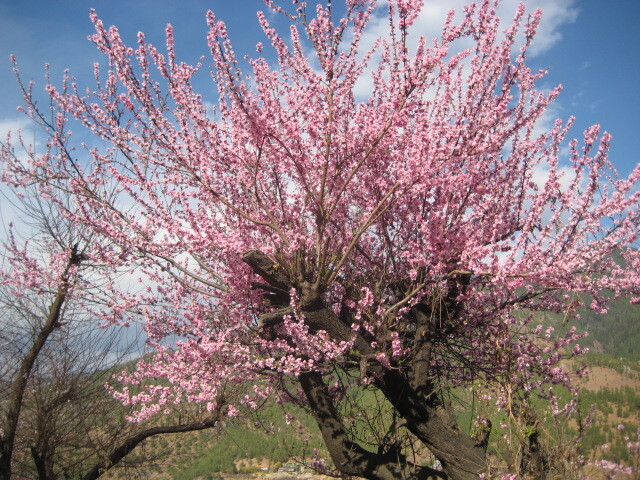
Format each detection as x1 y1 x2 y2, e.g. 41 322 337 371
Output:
94 300 640 479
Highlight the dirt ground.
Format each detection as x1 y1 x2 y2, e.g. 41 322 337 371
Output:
578 365 640 392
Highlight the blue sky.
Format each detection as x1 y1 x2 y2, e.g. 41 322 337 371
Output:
0 0 639 178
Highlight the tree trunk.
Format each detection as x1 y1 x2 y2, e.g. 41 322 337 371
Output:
244 250 488 480
31 446 56 480
517 412 549 480
0 249 81 480
299 372 446 480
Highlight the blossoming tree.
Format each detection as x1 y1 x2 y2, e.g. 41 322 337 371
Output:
3 0 639 479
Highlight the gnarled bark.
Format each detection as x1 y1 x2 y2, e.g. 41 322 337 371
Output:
299 371 446 480
378 369 488 480
244 250 488 480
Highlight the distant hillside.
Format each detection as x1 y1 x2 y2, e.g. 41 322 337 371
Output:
102 401 328 480
573 296 640 360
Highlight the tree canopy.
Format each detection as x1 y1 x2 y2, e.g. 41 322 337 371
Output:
2 1 639 479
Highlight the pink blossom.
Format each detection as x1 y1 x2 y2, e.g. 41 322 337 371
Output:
2 1 639 477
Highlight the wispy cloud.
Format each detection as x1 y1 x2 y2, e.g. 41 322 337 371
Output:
0 117 31 141
520 0 579 57
349 0 578 99
579 60 591 71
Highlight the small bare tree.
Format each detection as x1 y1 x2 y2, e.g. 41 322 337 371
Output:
0 182 228 480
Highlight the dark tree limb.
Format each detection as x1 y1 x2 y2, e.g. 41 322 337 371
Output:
243 250 292 292
377 369 487 480
258 307 294 330
81 410 225 480
299 371 446 480
0 247 83 480
295 300 488 479
298 296 488 479
31 446 54 480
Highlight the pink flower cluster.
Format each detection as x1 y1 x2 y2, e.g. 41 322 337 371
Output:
2 0 638 436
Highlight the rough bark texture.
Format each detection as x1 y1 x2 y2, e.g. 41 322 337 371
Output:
243 250 489 480
517 410 549 480
31 446 55 480
377 369 487 480
299 372 446 480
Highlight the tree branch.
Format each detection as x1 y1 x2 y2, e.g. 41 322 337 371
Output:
299 371 446 480
81 410 225 480
0 247 82 480
242 249 292 292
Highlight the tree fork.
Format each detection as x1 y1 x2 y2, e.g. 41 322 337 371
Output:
298 371 446 480
245 249 488 480
0 247 83 480
378 369 488 480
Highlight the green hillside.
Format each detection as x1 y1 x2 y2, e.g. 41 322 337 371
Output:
573 296 640 360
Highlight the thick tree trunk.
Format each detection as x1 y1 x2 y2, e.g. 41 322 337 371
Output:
379 371 488 480
299 372 446 480
297 290 488 479
243 249 489 480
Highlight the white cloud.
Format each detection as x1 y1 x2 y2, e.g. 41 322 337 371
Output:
361 0 578 54
349 0 578 99
520 0 578 57
0 117 32 141
579 60 591 71
407 1 579 58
